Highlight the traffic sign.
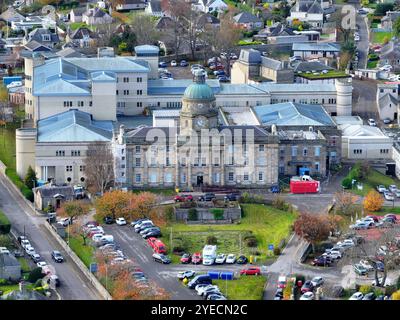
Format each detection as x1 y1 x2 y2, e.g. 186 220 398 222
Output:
268 244 274 251
90 263 98 273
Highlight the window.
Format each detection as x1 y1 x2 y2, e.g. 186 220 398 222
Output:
77 101 84 107
137 90 143 95
137 77 142 83
166 157 170 166
123 90 129 95
66 165 72 172
214 157 220 166
228 172 234 181
258 172 263 181
213 173 220 183
71 150 80 156
315 146 320 157
149 173 157 183
303 148 308 156
259 145 264 152
380 149 389 154
135 158 141 167
56 150 65 157
353 149 362 154
291 146 297 157
79 165 85 172
181 158 186 166
123 77 129 83
41 34 51 41
194 157 199 166
201 157 206 166
135 174 141 183
63 101 72 107
116 90 119 95
243 173 249 181
181 173 186 183
279 166 285 174
137 102 143 108
89 101 93 107
135 146 141 153
315 162 320 172
165 173 172 183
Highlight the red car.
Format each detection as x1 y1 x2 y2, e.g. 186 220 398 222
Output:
147 237 167 254
174 194 193 202
180 253 192 264
240 267 261 276
192 252 202 264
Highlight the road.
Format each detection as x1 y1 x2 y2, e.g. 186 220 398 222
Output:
0 174 100 300
356 11 369 70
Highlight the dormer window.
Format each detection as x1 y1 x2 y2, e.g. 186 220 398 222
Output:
42 34 51 42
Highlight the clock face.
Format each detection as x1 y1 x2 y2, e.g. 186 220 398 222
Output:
195 117 207 128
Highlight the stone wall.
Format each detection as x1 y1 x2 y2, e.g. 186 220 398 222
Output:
175 207 241 222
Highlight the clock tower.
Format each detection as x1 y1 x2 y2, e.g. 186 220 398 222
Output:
180 70 218 135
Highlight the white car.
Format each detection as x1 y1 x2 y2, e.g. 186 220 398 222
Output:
311 276 324 287
116 218 127 226
196 284 217 296
225 254 236 264
25 246 36 256
359 259 374 271
349 292 364 300
377 185 387 193
323 250 342 259
380 64 392 72
177 270 196 280
384 192 395 201
170 60 177 67
367 119 376 126
300 292 314 300
0 247 10 254
37 261 47 269
215 254 226 264
336 239 355 248
21 239 30 249
388 184 398 192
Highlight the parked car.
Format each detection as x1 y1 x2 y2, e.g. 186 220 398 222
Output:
359 260 374 272
47 274 60 287
311 276 324 287
301 280 314 293
217 75 230 82
240 267 261 276
384 192 395 201
170 60 177 67
225 254 236 264
389 185 398 192
236 255 248 264
37 261 47 269
177 270 196 280
21 239 31 249
180 253 192 264
180 60 189 67
365 215 379 223
353 263 367 275
198 193 216 201
362 292 376 300
51 250 64 263
134 221 154 233
349 292 364 300
188 275 212 289
174 194 193 202
159 62 168 68
384 214 397 221
131 218 151 227
215 254 226 264
140 226 160 236
17 236 28 245
203 288 222 299
277 276 287 289
300 292 314 300
213 70 225 76
224 193 238 201
31 253 42 263
143 229 162 239
350 221 372 230
103 216 114 224
274 288 284 300
312 256 332 266
192 253 202 264
377 185 387 193
207 294 227 300
384 117 393 124
152 253 171 264
116 217 127 226
197 285 220 296
147 237 166 254
25 246 36 257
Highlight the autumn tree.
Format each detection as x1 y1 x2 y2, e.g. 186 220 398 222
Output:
334 192 358 216
83 142 115 195
129 192 157 220
69 222 89 246
324 214 344 235
130 14 160 46
57 200 90 225
94 190 131 221
363 190 384 212
294 213 330 252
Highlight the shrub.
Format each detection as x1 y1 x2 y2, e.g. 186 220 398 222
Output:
385 285 397 296
273 247 281 255
0 234 12 247
0 210 11 234
244 235 258 247
164 206 175 222
206 235 218 245
272 196 289 211
28 267 44 283
210 208 224 220
172 239 186 254
5 168 33 202
359 285 373 294
188 208 198 221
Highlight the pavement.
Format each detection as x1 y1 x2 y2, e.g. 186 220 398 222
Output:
0 173 100 300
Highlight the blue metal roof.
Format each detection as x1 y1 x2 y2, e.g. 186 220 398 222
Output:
148 79 221 95
37 109 113 142
253 102 335 126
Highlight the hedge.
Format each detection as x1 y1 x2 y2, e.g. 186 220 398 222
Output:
0 210 11 234
5 168 34 202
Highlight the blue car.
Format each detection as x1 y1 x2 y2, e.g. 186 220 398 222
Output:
159 62 168 68
270 185 280 193
180 60 189 67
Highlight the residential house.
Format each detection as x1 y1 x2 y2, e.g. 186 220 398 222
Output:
0 253 21 282
376 83 399 121
11 15 56 31
292 42 341 60
195 0 228 13
380 41 400 72
116 0 148 11
0 6 25 25
381 11 400 31
66 27 98 48
23 40 52 52
69 7 86 23
145 0 164 17
155 16 174 31
55 47 86 58
233 12 264 31
82 7 113 26
231 49 294 84
197 13 220 30
26 28 60 49
33 184 75 210
287 0 324 28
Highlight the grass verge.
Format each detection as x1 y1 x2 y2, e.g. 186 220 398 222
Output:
68 236 94 268
213 275 266 300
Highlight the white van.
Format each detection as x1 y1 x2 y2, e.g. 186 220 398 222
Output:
202 245 217 265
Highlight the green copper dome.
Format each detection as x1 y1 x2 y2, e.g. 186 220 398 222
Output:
183 70 215 101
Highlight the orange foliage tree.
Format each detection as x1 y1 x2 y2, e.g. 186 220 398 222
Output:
57 200 90 224
363 190 384 212
294 213 330 252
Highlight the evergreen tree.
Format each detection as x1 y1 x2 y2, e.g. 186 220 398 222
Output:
24 166 37 190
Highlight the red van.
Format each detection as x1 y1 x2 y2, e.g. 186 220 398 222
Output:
147 237 167 254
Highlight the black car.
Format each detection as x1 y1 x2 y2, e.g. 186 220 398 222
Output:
51 250 64 263
140 226 160 236
198 193 216 201
143 230 162 239
224 193 238 201
312 256 332 267
104 216 114 224
180 60 189 67
152 253 171 264
362 292 376 300
236 255 248 264
204 289 222 299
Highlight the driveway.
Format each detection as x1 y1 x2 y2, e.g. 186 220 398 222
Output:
0 174 100 300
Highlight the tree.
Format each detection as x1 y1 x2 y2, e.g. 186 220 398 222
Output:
324 214 344 234
294 213 330 252
180 5 201 61
394 17 400 37
57 200 89 224
363 190 384 212
94 190 131 221
83 142 114 195
24 166 37 190
69 222 89 246
375 3 394 16
129 192 157 220
393 290 400 300
130 14 160 46
28 267 44 283
334 192 358 216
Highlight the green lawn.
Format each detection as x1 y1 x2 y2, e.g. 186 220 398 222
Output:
17 257 31 273
298 70 350 80
367 60 378 69
372 31 394 44
68 236 94 268
0 126 16 169
348 169 399 196
162 204 296 263
213 275 266 300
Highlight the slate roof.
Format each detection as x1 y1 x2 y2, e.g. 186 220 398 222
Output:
253 102 335 126
0 7 25 22
69 27 97 40
381 41 400 59
379 93 398 108
197 13 220 28
70 7 86 16
28 28 59 43
233 12 262 24
153 109 181 118
37 109 114 142
261 56 283 70
24 40 52 52
293 60 334 73
292 0 323 14
148 0 162 12
239 49 262 64
35 185 75 198
148 79 221 95
269 23 295 37
56 47 86 58
155 16 174 29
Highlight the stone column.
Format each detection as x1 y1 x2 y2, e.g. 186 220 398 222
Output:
208 146 212 185
143 147 148 186
220 148 225 186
